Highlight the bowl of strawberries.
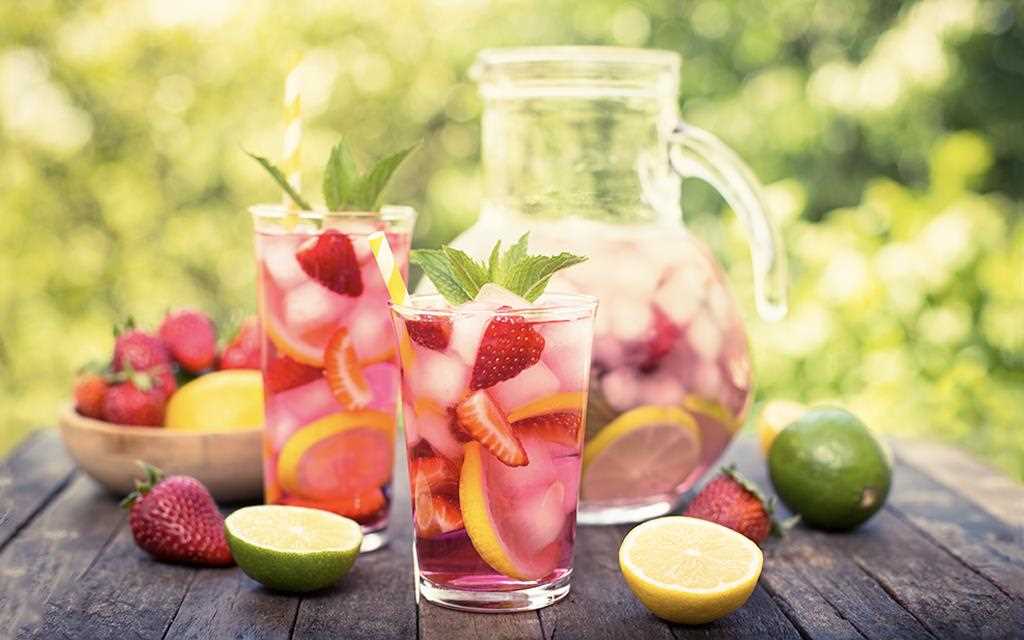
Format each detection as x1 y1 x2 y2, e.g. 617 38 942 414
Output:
60 309 266 502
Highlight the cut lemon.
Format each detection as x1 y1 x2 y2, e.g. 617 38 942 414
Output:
756 399 807 455
682 395 742 433
225 505 362 592
165 370 263 432
277 411 394 500
507 391 586 423
264 313 325 367
581 405 701 502
619 516 763 625
459 441 562 581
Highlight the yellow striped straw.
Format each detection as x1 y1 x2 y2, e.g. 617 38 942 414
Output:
368 231 409 305
282 58 302 208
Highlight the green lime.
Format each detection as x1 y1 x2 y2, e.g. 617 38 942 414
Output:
768 407 891 531
225 505 362 592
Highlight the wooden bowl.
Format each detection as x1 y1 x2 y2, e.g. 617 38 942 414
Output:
58 405 263 503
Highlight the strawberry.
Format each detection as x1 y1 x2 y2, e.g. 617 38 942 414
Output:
469 316 545 390
159 309 217 373
683 466 779 544
323 326 372 409
74 373 109 419
414 491 464 539
263 354 321 393
295 230 363 297
407 318 452 351
122 464 233 567
455 391 528 467
112 328 171 374
102 377 167 427
513 410 582 448
642 305 681 369
219 317 261 370
410 456 459 497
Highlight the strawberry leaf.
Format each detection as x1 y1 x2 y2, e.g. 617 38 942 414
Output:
245 150 312 210
322 140 360 211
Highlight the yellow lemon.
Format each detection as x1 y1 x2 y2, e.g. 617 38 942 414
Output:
619 516 763 625
507 391 586 423
165 370 263 432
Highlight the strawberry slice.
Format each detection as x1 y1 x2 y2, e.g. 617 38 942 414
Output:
470 316 545 390
455 391 528 467
263 354 322 393
513 410 582 448
295 230 363 297
642 306 681 369
414 492 464 539
411 456 459 497
407 318 452 351
324 327 372 409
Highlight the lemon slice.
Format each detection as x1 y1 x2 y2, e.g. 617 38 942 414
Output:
619 516 763 624
507 391 586 423
581 405 701 502
756 399 807 455
165 370 263 432
226 505 362 592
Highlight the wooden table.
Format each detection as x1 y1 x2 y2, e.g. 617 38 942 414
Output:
1 430 1022 640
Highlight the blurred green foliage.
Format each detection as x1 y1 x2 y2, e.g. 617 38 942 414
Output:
1 1 1021 477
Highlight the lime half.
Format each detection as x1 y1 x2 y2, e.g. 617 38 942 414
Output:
225 505 362 592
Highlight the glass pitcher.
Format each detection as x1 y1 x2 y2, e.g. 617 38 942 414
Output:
446 47 787 525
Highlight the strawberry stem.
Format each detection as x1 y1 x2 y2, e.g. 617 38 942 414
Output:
119 461 165 509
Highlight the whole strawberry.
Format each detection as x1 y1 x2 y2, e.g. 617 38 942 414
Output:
74 373 109 419
122 464 233 567
112 324 171 374
159 309 217 373
102 375 167 426
219 317 261 370
684 466 778 544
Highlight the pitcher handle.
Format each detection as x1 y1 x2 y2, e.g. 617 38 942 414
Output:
668 121 788 321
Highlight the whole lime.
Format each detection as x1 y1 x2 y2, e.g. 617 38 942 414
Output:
768 407 891 531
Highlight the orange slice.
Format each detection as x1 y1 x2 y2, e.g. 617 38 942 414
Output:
324 327 372 409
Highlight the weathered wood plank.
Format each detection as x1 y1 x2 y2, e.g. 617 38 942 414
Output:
730 439 938 640
894 440 1024 527
0 431 76 550
420 606 542 640
160 568 298 640
537 525 674 640
887 455 1024 601
33 525 199 640
0 475 124 638
291 439 417 640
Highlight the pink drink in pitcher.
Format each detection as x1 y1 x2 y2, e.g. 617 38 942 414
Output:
252 205 414 552
392 286 596 612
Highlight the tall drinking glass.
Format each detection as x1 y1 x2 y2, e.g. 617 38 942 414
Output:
252 204 415 552
391 292 597 611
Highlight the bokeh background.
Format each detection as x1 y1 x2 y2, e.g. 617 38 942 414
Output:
2 0 1021 477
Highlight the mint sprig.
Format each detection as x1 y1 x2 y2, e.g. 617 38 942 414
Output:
411 233 587 305
247 139 416 212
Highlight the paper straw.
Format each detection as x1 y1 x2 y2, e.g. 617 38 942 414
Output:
282 59 302 207
368 231 409 305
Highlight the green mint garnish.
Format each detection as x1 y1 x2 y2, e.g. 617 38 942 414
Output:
411 233 587 305
247 139 416 212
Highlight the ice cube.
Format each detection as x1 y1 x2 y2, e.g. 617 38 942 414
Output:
489 434 556 493
637 371 684 406
653 267 704 325
687 311 723 361
415 405 463 461
363 362 399 413
474 283 531 308
262 237 307 290
401 399 420 447
539 320 593 392
610 303 653 343
592 335 626 370
409 349 470 409
348 298 395 364
512 481 566 553
601 367 640 412
448 303 494 365
489 361 561 414
284 281 351 337
552 456 580 514
265 378 338 450
693 361 723 400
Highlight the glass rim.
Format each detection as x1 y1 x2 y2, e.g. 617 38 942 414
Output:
473 46 680 73
248 203 416 224
390 291 599 322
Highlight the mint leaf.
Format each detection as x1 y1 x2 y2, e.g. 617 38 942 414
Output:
410 249 474 305
353 144 417 210
413 234 586 306
323 140 360 211
245 151 312 210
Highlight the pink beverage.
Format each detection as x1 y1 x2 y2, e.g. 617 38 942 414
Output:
252 205 414 553
391 291 597 612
